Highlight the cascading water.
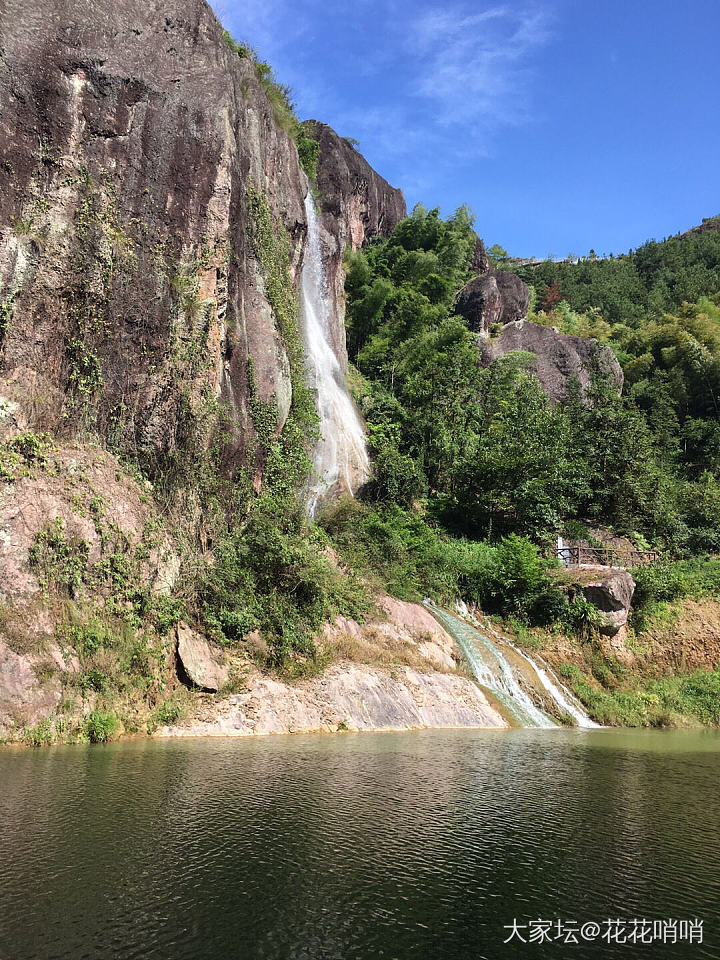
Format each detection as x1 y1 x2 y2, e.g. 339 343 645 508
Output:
477 617 600 729
425 601 599 729
301 193 369 515
426 602 557 728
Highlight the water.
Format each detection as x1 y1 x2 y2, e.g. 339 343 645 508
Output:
1 730 719 959
427 602 556 728
300 193 369 514
457 605 600 729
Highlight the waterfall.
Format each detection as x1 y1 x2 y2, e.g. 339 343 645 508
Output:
427 602 557 728
301 193 370 515
477 618 600 728
425 602 599 729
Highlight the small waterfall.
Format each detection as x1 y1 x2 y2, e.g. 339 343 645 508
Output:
477 618 600 729
470 615 600 728
426 602 599 729
426 602 557 728
300 193 369 515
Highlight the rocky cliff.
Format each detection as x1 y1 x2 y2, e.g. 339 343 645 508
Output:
479 320 624 403
0 0 314 476
0 0 412 740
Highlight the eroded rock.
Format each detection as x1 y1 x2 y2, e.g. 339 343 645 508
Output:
157 663 507 737
581 568 636 636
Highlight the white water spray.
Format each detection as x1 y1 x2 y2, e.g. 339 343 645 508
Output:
426 601 599 728
477 616 600 729
301 193 369 515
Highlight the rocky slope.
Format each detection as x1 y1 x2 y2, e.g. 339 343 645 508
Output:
478 319 624 403
453 238 621 402
164 598 507 736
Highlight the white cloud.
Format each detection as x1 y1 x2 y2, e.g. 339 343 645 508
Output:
208 0 554 189
409 4 552 126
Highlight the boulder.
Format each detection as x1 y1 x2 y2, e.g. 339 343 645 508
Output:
176 623 228 692
479 320 624 403
495 271 531 324
581 569 636 636
455 272 530 333
455 275 503 332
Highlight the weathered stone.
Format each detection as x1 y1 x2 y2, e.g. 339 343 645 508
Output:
495 271 531 324
455 271 530 334
455 275 503 332
176 623 228 692
581 569 636 636
479 320 624 403
0 635 66 736
0 0 306 473
156 663 507 737
470 234 491 275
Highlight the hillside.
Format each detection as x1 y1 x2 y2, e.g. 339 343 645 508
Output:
1 0 720 742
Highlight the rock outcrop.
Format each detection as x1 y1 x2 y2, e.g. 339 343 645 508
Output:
304 121 406 367
158 663 507 737
454 237 623 405
581 568 636 636
0 0 310 473
478 320 624 403
161 594 507 738
454 271 530 332
455 238 531 334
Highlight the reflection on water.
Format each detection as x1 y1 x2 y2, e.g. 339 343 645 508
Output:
1 729 719 959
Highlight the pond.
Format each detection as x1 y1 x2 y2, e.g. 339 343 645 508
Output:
0 729 718 959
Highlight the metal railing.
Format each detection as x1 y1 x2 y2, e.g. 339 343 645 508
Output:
557 545 660 568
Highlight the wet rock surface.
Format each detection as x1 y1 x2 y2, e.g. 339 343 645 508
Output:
304 121 406 367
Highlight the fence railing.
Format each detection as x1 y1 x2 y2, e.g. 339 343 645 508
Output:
557 545 660 568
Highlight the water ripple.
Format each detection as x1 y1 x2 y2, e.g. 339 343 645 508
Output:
0 729 718 959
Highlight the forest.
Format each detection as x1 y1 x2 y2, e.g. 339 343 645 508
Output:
320 207 720 630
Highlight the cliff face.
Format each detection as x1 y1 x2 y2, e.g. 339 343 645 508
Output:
0 0 306 470
304 121 406 367
0 0 412 739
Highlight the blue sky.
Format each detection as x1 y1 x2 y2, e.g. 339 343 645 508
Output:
212 0 720 258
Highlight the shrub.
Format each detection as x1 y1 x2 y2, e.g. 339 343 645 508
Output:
632 559 692 606
28 517 90 596
22 719 54 747
153 700 184 726
296 128 320 180
0 431 53 481
84 709 119 744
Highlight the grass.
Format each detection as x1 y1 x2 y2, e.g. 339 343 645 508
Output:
84 709 119 743
564 662 720 727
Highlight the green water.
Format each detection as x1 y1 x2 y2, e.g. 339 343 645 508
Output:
0 729 718 959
